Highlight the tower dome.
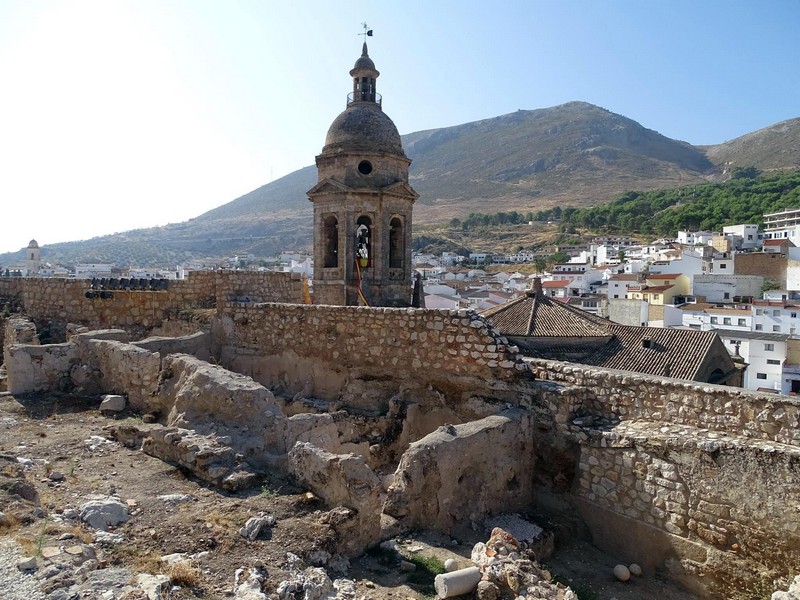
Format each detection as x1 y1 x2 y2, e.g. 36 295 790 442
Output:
321 42 405 157
323 107 404 156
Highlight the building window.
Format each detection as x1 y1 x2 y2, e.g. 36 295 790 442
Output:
729 339 740 344
710 317 718 324
723 317 732 325
613 294 619 299
756 324 763 331
756 309 764 315
738 319 746 326
792 313 797 318
773 310 781 316
765 343 775 351
724 292 731 299
757 373 767 380
720 263 727 269
767 359 781 365
773 325 781 332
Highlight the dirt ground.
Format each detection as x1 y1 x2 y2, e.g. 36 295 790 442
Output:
0 391 703 599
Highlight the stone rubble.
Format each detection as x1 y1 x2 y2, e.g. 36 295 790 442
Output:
773 575 800 600
469 527 579 600
239 513 277 541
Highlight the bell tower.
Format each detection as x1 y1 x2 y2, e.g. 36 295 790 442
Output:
308 40 418 306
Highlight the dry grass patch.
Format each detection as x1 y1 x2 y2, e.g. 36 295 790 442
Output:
203 509 238 531
163 560 203 588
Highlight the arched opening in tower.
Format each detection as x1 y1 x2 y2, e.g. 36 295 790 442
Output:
389 216 404 269
323 215 339 268
356 217 372 268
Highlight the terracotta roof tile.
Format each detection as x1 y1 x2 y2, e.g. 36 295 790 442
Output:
582 326 722 380
483 290 735 382
542 280 570 288
482 293 613 338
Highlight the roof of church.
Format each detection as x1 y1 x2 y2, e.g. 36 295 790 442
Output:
323 104 404 156
322 43 405 157
482 284 732 381
352 42 377 72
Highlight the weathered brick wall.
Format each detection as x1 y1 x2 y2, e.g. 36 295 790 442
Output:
213 303 529 408
529 359 800 445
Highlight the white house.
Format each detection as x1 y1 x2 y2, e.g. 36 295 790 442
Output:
692 275 763 303
716 330 787 392
606 274 639 299
675 303 752 331
722 224 759 250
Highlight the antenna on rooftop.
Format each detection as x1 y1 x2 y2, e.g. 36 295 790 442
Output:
358 22 373 41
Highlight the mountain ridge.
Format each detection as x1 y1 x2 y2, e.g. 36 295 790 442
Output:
2 101 798 267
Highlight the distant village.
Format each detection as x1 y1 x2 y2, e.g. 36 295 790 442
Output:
6 206 800 396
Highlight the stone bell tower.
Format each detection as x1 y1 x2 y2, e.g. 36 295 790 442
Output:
307 41 418 306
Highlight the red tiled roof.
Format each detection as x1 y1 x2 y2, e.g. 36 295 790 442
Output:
482 290 734 382
583 325 724 381
608 274 639 281
481 293 613 337
542 280 570 288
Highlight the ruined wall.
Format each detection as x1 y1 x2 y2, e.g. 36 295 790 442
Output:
526 358 800 598
214 271 305 306
212 303 529 410
569 425 800 599
0 272 304 341
384 410 536 535
528 359 800 445
5 342 78 395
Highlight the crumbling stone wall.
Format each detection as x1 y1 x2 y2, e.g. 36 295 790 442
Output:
212 303 529 410
529 358 800 444
567 423 800 599
0 272 303 340
4 279 800 598
384 409 536 535
214 271 305 306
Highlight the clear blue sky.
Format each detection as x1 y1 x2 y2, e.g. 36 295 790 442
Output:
1 0 798 255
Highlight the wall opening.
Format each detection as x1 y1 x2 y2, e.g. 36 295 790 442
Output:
389 216 404 269
323 215 339 268
356 216 372 268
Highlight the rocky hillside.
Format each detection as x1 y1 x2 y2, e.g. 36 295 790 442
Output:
2 102 798 267
704 117 800 173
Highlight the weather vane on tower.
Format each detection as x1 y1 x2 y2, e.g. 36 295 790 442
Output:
359 22 373 41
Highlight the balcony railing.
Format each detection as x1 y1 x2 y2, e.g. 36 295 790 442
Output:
347 92 382 106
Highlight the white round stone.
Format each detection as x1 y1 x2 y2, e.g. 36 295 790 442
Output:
613 564 631 582
629 563 642 576
444 558 458 572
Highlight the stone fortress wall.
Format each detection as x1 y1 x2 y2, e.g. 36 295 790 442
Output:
212 302 528 411
1 273 799 599
0 271 304 338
